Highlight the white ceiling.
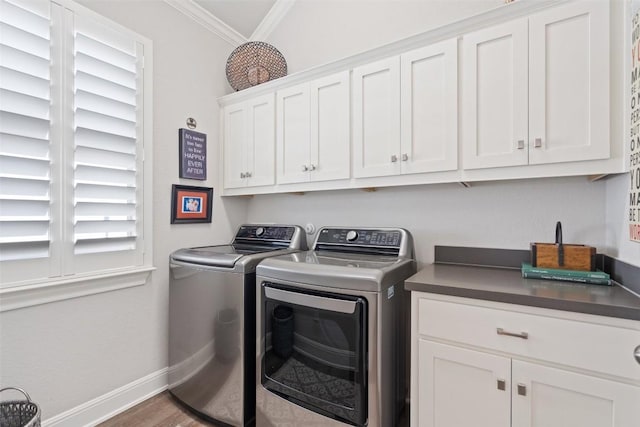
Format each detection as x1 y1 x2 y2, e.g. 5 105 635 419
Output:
194 0 277 39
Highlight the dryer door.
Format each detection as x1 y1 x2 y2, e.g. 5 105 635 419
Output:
260 282 368 426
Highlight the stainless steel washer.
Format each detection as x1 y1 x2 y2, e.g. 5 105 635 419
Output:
169 224 307 426
255 227 416 427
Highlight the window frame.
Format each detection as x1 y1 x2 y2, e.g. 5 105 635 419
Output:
0 0 154 311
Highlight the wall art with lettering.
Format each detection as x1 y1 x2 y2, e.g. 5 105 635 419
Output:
179 128 207 180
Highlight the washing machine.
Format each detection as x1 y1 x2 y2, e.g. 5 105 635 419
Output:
169 224 307 426
255 227 416 426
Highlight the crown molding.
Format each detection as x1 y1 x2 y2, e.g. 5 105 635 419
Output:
163 0 247 46
250 0 296 41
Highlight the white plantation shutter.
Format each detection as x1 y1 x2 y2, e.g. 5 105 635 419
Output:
73 17 142 260
0 0 56 281
0 0 150 288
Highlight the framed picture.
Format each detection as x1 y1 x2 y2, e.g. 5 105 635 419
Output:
171 184 213 224
178 128 207 180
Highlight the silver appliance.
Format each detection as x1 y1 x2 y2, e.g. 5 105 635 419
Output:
255 227 416 427
169 224 307 426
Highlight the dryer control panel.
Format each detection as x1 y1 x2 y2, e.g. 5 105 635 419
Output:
316 228 402 248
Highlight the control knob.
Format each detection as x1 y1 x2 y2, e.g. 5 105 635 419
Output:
346 230 358 242
255 227 265 237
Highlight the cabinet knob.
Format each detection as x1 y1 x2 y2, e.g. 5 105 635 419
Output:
534 138 543 148
517 140 525 150
309 164 316 171
240 172 246 178
634 345 640 364
401 153 409 161
391 155 398 163
246 171 252 178
302 165 309 172
517 383 527 396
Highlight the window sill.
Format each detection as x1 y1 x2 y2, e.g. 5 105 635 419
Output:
0 266 156 312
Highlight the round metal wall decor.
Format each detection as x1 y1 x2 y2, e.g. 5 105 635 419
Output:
226 41 287 91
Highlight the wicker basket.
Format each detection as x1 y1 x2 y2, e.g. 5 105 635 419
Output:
225 41 287 91
0 388 41 427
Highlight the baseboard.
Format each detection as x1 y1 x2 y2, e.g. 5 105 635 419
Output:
43 368 168 427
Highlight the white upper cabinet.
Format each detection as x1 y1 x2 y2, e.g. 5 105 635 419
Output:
463 1 610 170
353 57 401 178
223 102 248 189
223 94 275 189
219 1 621 195
401 39 458 174
528 1 609 165
277 71 350 184
354 40 458 179
277 83 311 184
463 20 529 170
310 72 350 182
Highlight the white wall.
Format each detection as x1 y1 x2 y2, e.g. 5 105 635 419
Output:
247 177 607 268
0 1 247 421
267 0 503 73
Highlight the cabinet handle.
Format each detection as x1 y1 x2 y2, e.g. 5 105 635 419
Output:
534 138 542 148
497 328 528 340
634 345 640 364
391 155 398 163
401 153 408 161
517 383 527 396
246 172 252 178
497 379 506 391
517 140 525 150
302 165 309 172
240 172 246 178
309 164 316 171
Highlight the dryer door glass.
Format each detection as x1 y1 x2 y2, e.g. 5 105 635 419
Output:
261 282 368 426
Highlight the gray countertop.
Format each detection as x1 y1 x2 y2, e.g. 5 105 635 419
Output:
405 263 640 321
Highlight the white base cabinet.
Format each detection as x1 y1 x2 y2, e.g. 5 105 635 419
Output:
411 293 640 427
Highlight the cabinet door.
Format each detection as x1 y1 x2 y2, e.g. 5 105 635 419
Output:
528 1 609 164
223 102 247 189
353 56 401 178
401 39 457 174
512 360 640 427
415 340 511 427
246 94 275 187
276 83 311 184
310 71 350 182
462 20 528 170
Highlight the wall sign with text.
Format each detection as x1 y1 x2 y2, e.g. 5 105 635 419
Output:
631 5 640 242
179 128 207 180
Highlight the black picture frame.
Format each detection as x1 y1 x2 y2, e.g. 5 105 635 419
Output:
170 184 213 224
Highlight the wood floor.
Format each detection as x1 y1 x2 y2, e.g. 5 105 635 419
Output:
98 391 409 427
98 392 215 427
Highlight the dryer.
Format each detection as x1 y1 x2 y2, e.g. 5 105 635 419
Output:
255 227 416 427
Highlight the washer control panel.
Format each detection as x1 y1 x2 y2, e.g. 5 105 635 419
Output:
317 228 402 247
235 225 295 241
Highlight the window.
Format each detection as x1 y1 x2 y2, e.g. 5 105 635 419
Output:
0 0 152 290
